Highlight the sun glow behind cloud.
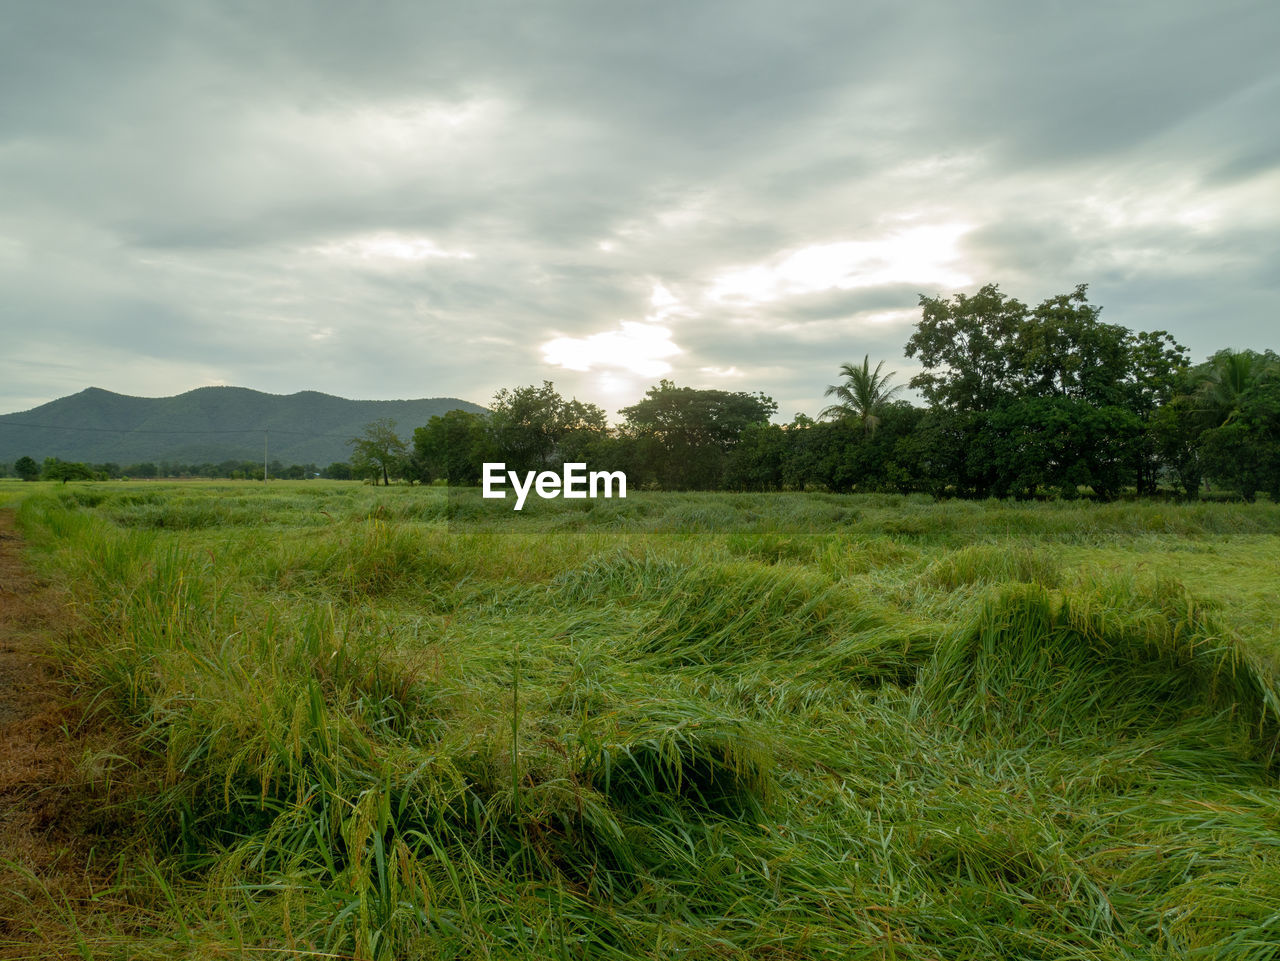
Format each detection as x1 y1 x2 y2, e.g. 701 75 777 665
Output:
709 224 973 304
542 320 680 378
542 283 687 380
311 232 475 264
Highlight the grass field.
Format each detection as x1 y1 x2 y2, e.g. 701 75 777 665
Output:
7 480 1280 959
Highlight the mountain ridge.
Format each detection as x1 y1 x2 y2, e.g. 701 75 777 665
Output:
0 386 486 467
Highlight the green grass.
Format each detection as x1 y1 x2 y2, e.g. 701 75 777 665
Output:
10 481 1280 959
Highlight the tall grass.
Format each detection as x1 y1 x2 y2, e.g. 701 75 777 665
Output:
11 483 1280 959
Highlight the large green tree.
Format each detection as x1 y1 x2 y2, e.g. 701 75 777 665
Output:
973 399 1138 500
807 402 925 494
1149 389 1204 498
13 455 39 481
411 409 492 486
1195 349 1275 428
321 461 354 480
488 382 607 473
907 284 1141 410
41 458 97 483
723 423 791 491
1018 286 1132 405
1193 350 1280 500
904 283 1188 498
905 283 1030 411
348 418 407 486
1122 329 1190 494
619 381 777 489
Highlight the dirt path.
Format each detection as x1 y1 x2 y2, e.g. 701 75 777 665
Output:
0 508 105 956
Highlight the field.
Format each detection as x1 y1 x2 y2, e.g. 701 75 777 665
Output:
4 481 1280 959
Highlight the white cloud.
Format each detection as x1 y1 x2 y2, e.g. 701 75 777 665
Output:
649 282 685 320
709 224 973 304
542 320 681 378
310 232 475 264
699 365 742 378
542 282 690 380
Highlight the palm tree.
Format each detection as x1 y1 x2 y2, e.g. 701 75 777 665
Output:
1197 349 1266 428
820 355 904 433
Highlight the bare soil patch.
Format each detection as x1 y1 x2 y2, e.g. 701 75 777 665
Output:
0 509 115 958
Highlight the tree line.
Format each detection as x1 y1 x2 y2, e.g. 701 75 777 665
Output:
4 456 347 482
10 283 1277 499
350 284 1277 501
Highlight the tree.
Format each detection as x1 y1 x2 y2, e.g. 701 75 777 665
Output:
899 409 979 498
1122 330 1189 494
321 461 354 480
783 401 927 494
619 381 777 489
1150 391 1204 498
1192 350 1280 500
906 283 1136 410
903 283 1194 498
819 355 904 433
411 409 492 486
905 283 1029 411
1017 286 1132 406
488 382 607 473
348 418 408 486
1195 349 1276 429
41 458 96 483
13 456 39 482
975 398 1138 500
724 423 791 491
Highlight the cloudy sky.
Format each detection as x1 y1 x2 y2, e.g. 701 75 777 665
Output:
3 1 1277 421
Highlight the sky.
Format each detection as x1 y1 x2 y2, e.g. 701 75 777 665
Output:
2 0 1277 422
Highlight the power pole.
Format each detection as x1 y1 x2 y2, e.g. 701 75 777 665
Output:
264 430 268 482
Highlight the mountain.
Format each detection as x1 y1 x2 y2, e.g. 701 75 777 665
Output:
0 386 487 467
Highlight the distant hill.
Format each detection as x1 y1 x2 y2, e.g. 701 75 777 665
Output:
0 387 487 467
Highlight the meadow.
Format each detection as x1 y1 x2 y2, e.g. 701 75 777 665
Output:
6 480 1280 959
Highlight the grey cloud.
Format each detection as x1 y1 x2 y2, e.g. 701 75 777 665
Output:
781 285 929 322
1 0 1277 417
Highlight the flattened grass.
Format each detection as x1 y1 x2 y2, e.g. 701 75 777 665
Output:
12 483 1280 959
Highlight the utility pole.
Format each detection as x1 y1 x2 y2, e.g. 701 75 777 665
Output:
264 430 268 482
